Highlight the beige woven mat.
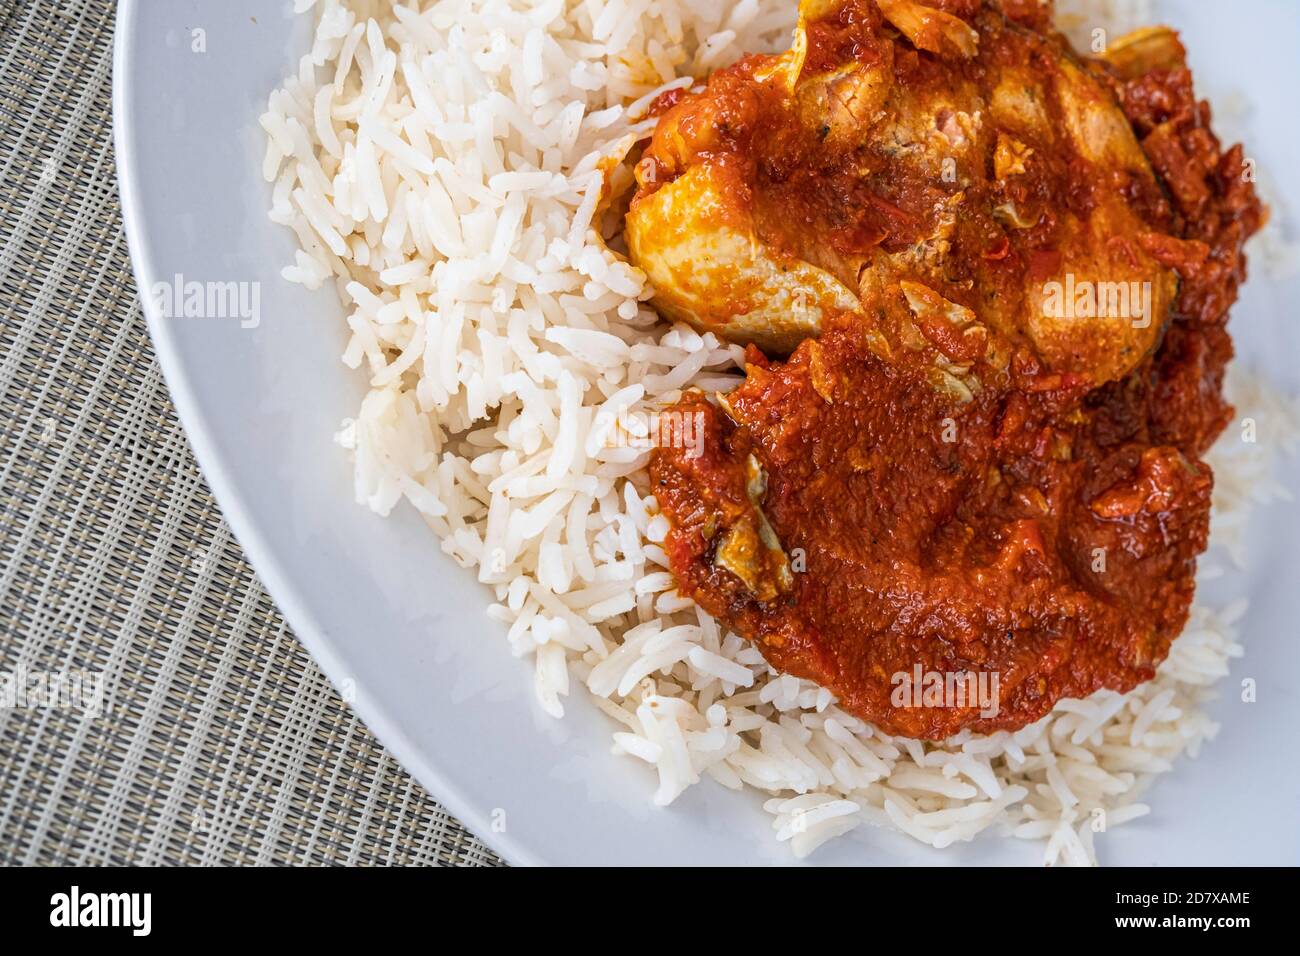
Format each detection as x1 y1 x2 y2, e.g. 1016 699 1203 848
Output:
0 0 502 867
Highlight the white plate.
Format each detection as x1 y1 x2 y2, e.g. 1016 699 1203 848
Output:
113 0 1300 865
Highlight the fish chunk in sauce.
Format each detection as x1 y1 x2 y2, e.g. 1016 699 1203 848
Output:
641 0 1264 738
627 0 1180 387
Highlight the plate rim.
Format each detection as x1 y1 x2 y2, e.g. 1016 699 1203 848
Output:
111 0 534 867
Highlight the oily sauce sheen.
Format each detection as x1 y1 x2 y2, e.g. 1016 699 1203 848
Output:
645 0 1263 738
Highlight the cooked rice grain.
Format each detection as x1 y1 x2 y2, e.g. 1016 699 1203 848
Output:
265 0 1298 865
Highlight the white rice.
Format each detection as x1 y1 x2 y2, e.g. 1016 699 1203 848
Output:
263 0 1298 864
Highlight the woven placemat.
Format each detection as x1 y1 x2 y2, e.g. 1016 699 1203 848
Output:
0 0 502 868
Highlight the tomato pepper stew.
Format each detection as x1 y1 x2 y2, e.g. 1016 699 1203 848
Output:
640 0 1264 737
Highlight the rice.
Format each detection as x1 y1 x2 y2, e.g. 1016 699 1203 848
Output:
263 0 1299 865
